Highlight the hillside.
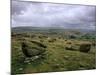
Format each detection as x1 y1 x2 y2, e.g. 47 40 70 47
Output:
11 27 96 74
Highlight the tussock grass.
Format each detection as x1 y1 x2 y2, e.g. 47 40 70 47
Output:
11 32 96 74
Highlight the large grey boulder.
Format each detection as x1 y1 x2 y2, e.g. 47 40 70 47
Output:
21 41 46 57
79 43 91 53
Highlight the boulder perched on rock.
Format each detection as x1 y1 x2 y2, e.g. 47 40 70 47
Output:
21 41 46 57
79 43 91 53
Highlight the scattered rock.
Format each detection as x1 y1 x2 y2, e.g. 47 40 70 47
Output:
66 41 72 44
21 41 46 57
58 37 61 39
31 35 36 38
40 40 44 42
63 56 69 60
65 46 74 50
19 68 23 71
34 56 40 59
24 58 30 63
79 43 91 53
48 38 56 43
24 60 30 63
28 62 31 64
53 59 57 62
65 45 76 50
52 64 60 68
69 34 77 39
30 40 47 48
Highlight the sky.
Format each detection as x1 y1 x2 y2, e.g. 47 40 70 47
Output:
11 0 96 30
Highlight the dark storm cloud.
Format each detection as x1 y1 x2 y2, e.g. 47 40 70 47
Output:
11 1 96 30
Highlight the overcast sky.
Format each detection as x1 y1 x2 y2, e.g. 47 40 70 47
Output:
11 1 96 30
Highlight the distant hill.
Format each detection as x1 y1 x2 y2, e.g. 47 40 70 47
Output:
12 26 96 34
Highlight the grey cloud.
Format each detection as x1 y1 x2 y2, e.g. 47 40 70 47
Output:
11 1 96 30
11 1 28 15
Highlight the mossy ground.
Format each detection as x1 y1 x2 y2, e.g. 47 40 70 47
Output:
11 32 96 74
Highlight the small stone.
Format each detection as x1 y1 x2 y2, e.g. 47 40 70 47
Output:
54 59 57 62
63 56 69 60
28 62 31 64
35 56 39 59
31 56 40 61
52 64 60 68
19 68 23 71
24 59 30 63
31 58 35 61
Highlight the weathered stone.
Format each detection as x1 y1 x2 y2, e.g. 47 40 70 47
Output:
48 38 56 43
52 64 60 68
53 59 57 62
24 60 30 63
65 45 76 50
63 56 69 60
79 43 91 53
21 41 46 57
30 40 47 48
28 62 31 64
66 41 72 44
19 68 23 71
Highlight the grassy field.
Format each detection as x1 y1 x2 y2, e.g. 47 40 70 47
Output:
11 27 96 74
